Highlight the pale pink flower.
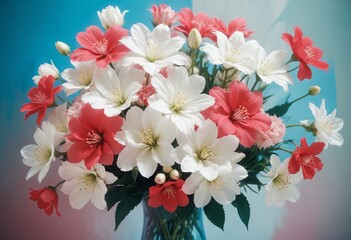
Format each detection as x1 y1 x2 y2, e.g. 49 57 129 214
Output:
210 17 253 42
256 115 286 149
150 4 176 27
136 82 156 106
67 97 85 120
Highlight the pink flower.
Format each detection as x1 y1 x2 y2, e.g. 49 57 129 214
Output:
210 17 253 41
175 8 215 38
71 25 129 68
148 179 189 213
67 97 85 120
288 138 324 180
202 81 271 148
29 187 60 216
67 104 123 169
136 82 156 106
282 26 329 80
256 115 286 149
149 4 177 27
21 75 62 125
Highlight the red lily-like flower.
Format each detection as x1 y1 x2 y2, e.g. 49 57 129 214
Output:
20 75 62 125
148 179 189 213
202 81 271 148
67 104 123 169
288 138 325 180
282 26 329 80
71 25 129 68
175 8 215 38
29 187 60 216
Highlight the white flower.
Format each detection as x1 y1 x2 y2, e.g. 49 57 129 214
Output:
32 61 59 84
97 5 128 29
172 120 243 181
183 156 248 207
62 61 98 96
200 31 259 74
265 155 302 207
81 66 144 117
48 102 69 135
148 67 215 134
115 106 176 178
55 41 70 56
256 47 293 92
188 28 202 49
120 23 190 75
21 121 61 183
58 161 117 210
308 99 344 149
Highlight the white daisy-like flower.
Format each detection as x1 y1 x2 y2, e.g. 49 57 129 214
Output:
115 106 176 178
265 155 302 207
48 102 69 135
32 60 60 84
182 156 247 207
200 31 259 74
21 121 62 183
81 65 144 117
58 161 117 210
256 47 293 92
62 61 98 96
148 67 215 134
172 119 243 181
120 23 190 75
97 5 128 29
306 99 344 149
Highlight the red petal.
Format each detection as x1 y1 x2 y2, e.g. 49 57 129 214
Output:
71 48 98 62
297 62 312 80
301 165 315 180
67 141 95 164
148 195 163 208
288 157 301 174
308 142 325 155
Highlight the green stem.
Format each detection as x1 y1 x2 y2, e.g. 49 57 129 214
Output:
287 65 299 72
286 124 303 128
251 77 260 91
157 212 170 240
240 74 248 82
290 93 309 105
276 147 293 154
170 219 180 240
189 49 197 75
53 180 65 189
57 95 66 103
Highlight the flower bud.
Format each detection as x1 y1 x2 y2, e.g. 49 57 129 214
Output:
187 28 202 49
32 61 60 84
154 173 166 184
55 41 70 56
97 5 128 29
169 169 179 180
308 86 321 96
150 4 176 27
162 166 173 173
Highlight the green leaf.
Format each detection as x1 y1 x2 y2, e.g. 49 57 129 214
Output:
204 198 225 231
232 194 250 230
131 167 139 182
114 193 143 231
266 95 291 117
176 199 195 221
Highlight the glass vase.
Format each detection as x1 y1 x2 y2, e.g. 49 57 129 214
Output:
141 197 206 240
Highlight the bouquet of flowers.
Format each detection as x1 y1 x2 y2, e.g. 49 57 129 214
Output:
20 3 344 239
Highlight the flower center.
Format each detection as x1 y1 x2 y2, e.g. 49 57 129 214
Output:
259 59 275 74
224 45 240 63
273 173 289 190
35 146 52 162
92 39 108 55
163 186 176 199
210 177 224 193
78 173 97 192
302 155 314 166
86 130 103 146
33 91 48 104
304 46 315 59
110 87 125 105
140 129 158 148
231 105 249 121
78 73 92 86
170 93 186 113
196 145 214 161
147 39 159 62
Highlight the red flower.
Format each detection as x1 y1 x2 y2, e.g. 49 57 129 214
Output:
148 179 189 213
71 25 129 68
29 187 60 216
202 81 271 148
282 26 329 80
210 18 253 41
20 75 62 125
67 104 123 169
175 8 215 38
288 138 325 180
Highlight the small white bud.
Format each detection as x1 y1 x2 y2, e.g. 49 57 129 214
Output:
162 166 173 173
308 85 321 96
55 41 70 56
187 28 202 49
97 5 128 29
169 169 180 180
32 61 60 84
154 173 166 184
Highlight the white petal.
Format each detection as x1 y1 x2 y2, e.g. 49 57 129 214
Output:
90 179 107 210
116 146 140 171
182 172 205 194
136 150 158 178
68 185 93 209
194 181 212 207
